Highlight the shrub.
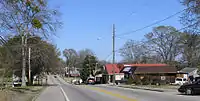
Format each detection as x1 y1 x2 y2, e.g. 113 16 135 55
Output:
141 77 150 85
132 76 142 85
127 77 134 84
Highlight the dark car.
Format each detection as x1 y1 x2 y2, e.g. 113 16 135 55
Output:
178 80 200 95
195 77 200 82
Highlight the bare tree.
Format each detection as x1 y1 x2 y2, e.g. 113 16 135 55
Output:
181 0 200 33
119 40 151 63
0 0 61 37
145 26 181 63
76 49 94 67
179 32 200 67
63 49 78 67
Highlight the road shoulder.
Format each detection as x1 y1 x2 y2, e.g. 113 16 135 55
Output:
35 75 66 101
111 84 178 92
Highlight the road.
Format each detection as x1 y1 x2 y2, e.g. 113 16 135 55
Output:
36 75 200 101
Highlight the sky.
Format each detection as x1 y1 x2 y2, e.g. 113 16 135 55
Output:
49 0 185 62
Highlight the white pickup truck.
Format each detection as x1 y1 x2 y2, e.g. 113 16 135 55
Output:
174 77 188 85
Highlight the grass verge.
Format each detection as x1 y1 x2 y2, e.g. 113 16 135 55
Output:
117 84 179 92
0 86 46 101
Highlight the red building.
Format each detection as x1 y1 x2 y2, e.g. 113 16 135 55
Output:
103 64 124 83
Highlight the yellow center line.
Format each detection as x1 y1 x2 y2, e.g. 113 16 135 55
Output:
84 86 137 101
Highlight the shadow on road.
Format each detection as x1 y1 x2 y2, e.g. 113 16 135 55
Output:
177 94 200 96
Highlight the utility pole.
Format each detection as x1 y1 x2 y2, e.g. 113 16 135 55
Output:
21 35 27 86
28 47 31 85
112 24 116 84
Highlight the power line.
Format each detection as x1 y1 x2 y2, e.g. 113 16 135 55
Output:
103 49 125 61
116 8 187 37
116 11 136 31
99 8 187 41
103 52 112 61
107 23 198 59
103 7 194 61
96 11 136 41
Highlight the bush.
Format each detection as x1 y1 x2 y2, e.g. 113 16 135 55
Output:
151 79 161 85
141 77 150 85
132 76 142 85
127 77 134 84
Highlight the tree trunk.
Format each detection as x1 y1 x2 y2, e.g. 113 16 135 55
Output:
21 35 27 86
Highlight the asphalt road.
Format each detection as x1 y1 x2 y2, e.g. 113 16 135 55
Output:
37 76 200 101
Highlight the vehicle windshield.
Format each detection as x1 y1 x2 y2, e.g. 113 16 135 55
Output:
88 78 95 80
176 78 182 81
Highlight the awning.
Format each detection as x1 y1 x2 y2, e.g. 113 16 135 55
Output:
123 67 132 72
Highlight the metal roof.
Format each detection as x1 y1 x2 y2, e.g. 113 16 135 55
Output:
134 66 177 74
180 68 198 73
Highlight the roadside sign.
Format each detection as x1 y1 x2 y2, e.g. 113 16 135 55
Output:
161 76 166 80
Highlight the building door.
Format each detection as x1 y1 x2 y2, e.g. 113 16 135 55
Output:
102 75 108 84
110 75 113 83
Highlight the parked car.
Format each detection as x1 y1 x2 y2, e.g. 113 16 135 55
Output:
71 79 77 84
79 79 83 84
13 79 22 87
175 77 188 85
71 79 81 85
74 81 80 85
178 80 200 95
87 78 95 85
195 77 200 82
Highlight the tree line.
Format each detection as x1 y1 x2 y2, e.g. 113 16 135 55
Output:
0 0 62 87
0 35 64 86
63 48 109 81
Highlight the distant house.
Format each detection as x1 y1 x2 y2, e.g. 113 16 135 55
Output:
177 68 199 79
120 64 177 84
65 67 80 77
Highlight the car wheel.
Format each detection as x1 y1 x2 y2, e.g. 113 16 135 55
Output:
186 88 192 95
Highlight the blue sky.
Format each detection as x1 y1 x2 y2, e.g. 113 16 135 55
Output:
50 0 185 62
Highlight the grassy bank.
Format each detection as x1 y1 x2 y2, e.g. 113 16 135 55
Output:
0 86 45 101
117 84 179 91
131 85 179 89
